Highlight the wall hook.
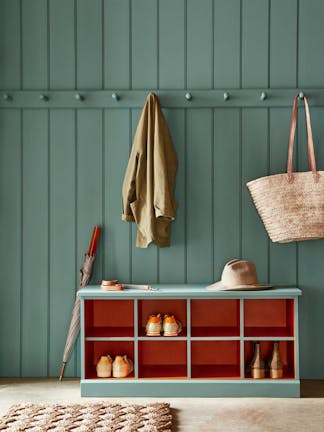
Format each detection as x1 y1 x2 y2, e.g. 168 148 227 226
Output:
299 91 305 100
2 93 11 101
260 91 267 101
75 93 84 101
223 92 230 101
185 92 192 101
111 92 120 101
39 94 49 101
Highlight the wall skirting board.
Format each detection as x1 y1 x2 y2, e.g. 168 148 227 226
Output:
1 0 324 380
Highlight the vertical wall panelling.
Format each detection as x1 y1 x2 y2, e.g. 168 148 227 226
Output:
268 109 297 285
270 0 297 88
130 109 158 283
104 0 130 89
0 110 21 376
158 1 185 281
131 0 158 89
186 109 213 283
77 110 103 284
268 0 298 286
0 0 20 89
0 0 21 377
187 0 213 89
214 0 241 89
76 109 103 375
2 0 324 379
242 0 269 88
159 0 185 89
159 109 186 283
298 0 324 378
241 109 269 282
76 0 102 89
48 0 76 376
298 107 324 378
299 0 324 87
213 109 241 279
130 0 158 282
22 110 49 376
22 0 48 89
49 0 75 89
241 0 269 283
49 110 76 377
105 109 131 281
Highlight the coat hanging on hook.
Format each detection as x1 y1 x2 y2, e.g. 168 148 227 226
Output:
121 92 178 248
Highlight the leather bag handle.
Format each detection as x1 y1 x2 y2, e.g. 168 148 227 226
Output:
287 93 319 183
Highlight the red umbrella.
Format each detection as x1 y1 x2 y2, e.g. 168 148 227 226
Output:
59 226 101 380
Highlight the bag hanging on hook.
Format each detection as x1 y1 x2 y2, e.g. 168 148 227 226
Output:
247 93 324 243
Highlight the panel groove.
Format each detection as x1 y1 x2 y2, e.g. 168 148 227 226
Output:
20 109 23 377
47 0 50 89
74 108 78 376
239 0 242 89
19 0 23 90
157 0 159 89
296 0 299 87
47 108 50 376
101 0 104 90
102 108 105 275
268 0 271 88
267 108 270 283
184 0 187 89
73 0 77 89
211 108 215 281
129 0 132 89
156 0 160 283
184 109 188 283
129 109 133 282
211 0 214 89
239 108 242 258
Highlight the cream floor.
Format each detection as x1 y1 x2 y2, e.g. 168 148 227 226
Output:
0 379 324 432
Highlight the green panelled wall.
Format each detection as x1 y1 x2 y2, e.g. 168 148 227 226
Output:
0 0 324 378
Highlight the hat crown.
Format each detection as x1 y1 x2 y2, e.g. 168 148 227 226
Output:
221 260 259 287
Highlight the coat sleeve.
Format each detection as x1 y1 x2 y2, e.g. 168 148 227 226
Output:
121 151 139 222
153 110 178 221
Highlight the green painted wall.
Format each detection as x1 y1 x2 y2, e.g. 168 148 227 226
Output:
0 0 323 378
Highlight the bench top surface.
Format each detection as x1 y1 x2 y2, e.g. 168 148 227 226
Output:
78 284 301 298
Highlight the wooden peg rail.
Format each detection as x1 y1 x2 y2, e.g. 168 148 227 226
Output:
0 89 323 108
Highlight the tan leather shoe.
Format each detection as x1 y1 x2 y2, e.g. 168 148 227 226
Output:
96 355 112 378
145 314 162 336
112 355 134 378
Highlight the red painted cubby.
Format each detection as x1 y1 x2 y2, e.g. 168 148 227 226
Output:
138 340 187 379
244 299 294 337
84 299 134 337
191 299 240 337
191 340 241 379
138 299 187 337
244 340 295 379
84 340 135 379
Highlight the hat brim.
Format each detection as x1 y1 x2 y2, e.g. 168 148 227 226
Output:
206 281 273 291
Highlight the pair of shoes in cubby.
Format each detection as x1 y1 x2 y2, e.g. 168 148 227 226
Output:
249 341 283 379
96 355 133 378
146 314 182 337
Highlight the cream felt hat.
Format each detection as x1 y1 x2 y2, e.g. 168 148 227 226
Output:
207 259 272 291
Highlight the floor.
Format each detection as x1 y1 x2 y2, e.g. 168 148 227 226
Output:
0 379 324 431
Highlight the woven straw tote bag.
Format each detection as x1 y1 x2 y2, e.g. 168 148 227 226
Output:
247 93 324 243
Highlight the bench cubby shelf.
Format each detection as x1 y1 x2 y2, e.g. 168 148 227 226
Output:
79 285 301 397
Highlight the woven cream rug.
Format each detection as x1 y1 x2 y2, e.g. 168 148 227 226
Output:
0 402 172 432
